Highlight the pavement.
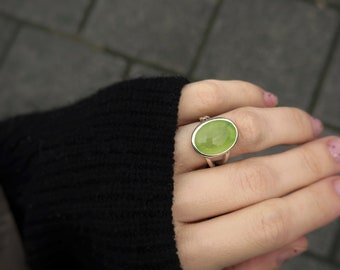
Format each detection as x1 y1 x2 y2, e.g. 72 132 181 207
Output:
0 0 339 269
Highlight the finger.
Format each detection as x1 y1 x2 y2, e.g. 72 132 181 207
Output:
174 136 340 222
177 176 340 270
174 106 323 173
225 237 308 270
177 80 277 126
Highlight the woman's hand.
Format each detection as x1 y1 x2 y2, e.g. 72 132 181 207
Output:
173 80 340 270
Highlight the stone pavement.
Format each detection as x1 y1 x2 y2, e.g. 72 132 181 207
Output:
0 0 339 269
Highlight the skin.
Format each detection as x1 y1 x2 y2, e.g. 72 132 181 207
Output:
172 80 340 270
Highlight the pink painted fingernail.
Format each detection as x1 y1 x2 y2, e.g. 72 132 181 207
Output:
333 179 340 196
311 117 323 137
328 138 340 163
263 91 278 107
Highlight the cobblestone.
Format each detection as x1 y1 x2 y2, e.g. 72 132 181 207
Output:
194 0 338 109
315 38 340 128
82 0 217 73
0 16 17 58
282 253 339 270
308 220 340 256
0 26 125 119
0 0 91 32
128 64 176 79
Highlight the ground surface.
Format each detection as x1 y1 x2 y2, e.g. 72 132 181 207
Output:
0 0 340 269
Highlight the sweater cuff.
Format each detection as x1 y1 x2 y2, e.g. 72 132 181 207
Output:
0 77 189 270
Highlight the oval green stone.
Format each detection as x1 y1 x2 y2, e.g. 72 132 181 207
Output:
194 119 237 156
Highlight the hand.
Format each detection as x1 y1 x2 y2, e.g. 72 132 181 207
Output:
172 80 340 270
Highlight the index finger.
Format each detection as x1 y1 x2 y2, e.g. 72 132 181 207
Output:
177 80 278 126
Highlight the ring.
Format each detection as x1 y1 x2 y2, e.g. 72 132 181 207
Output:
191 116 238 167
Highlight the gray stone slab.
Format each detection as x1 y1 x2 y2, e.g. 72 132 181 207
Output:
0 26 126 119
194 0 338 109
328 0 340 6
282 253 339 270
0 16 18 58
0 0 90 33
82 0 217 73
307 220 339 256
314 40 340 128
333 227 340 263
334 238 340 264
323 127 340 137
128 64 178 79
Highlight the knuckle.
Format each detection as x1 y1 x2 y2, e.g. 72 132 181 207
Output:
235 80 264 92
172 194 188 221
193 80 224 113
299 147 323 176
286 107 311 132
304 188 328 219
172 201 190 222
235 108 263 146
174 225 190 265
253 199 288 247
175 225 201 269
239 162 272 196
172 180 195 222
171 200 181 221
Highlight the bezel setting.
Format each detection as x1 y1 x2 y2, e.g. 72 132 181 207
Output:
191 117 238 158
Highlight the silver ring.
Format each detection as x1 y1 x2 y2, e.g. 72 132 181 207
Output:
191 116 238 167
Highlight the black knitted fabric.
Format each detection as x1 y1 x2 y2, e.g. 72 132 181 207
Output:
0 77 188 270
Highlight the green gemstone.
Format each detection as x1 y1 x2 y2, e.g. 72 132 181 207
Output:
194 119 237 156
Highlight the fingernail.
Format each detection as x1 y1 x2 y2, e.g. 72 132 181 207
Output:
277 246 305 265
263 91 278 107
311 117 323 137
328 138 340 163
333 179 340 196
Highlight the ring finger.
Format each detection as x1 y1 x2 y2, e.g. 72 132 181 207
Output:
174 106 323 173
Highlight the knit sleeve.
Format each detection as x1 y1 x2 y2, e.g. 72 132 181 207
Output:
0 77 189 270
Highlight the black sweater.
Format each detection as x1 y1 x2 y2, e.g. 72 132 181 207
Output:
0 77 188 269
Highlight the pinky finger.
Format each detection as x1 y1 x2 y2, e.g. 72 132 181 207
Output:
225 237 308 270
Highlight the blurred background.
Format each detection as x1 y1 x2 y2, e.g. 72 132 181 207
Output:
0 0 339 269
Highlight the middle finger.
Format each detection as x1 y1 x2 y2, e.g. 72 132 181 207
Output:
174 137 340 222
